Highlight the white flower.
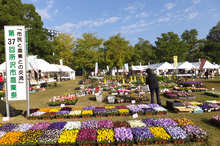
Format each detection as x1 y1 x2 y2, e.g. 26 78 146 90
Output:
127 120 146 128
68 110 82 116
64 121 81 130
153 107 168 112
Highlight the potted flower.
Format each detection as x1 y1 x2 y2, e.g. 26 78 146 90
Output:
114 127 134 146
113 121 130 128
47 122 67 130
56 110 69 119
127 120 146 128
118 109 130 116
41 112 57 120
57 130 79 146
97 120 113 129
81 110 93 118
163 126 190 144
149 127 171 144
29 111 46 120
181 124 208 142
129 108 144 116
37 129 63 146
81 120 98 129
68 110 82 119
17 130 44 146
0 131 24 146
131 127 155 145
106 108 118 117
97 129 114 146
93 108 107 117
172 118 195 126
64 121 81 130
29 122 51 130
76 129 97 146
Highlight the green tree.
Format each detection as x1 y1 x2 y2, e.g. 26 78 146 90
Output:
73 32 104 71
155 32 188 63
0 0 55 63
103 33 133 75
54 33 75 67
181 29 198 61
132 38 156 65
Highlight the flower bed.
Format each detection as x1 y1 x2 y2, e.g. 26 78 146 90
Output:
77 129 97 144
83 106 95 110
49 94 78 106
72 106 83 111
57 130 79 145
181 124 208 141
64 121 81 130
47 122 67 130
97 129 114 144
127 120 146 128
106 108 118 116
13 123 34 132
81 110 93 118
68 110 82 118
97 120 113 129
149 127 171 144
81 120 98 129
0 131 24 146
56 111 70 118
29 122 51 130
37 129 63 145
205 91 220 98
118 109 130 116
131 127 154 145
0 123 19 132
113 121 130 128
94 108 107 116
152 118 177 127
114 127 133 143
163 126 190 144
41 112 57 119
18 130 44 145
129 108 144 116
172 118 194 126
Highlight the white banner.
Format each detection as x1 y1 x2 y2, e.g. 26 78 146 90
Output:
4 26 27 101
107 66 109 72
124 63 129 73
60 59 63 71
28 55 38 73
95 62 98 74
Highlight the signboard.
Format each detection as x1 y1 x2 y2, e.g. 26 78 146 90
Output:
199 59 206 70
173 56 178 67
29 55 38 73
132 113 138 118
60 59 63 71
107 66 109 72
4 26 27 101
95 62 98 74
124 63 129 73
3 117 9 122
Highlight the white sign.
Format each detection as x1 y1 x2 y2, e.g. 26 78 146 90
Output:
124 63 129 73
212 88 214 91
192 85 194 87
60 59 63 71
5 26 27 101
61 104 65 107
133 113 138 118
95 62 98 74
131 100 136 103
28 55 38 73
3 117 9 121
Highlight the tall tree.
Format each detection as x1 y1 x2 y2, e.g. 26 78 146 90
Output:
103 33 133 74
132 38 156 65
73 32 104 71
155 32 188 63
54 33 75 67
0 0 55 63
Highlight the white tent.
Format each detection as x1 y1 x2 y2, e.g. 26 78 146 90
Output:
191 61 217 69
171 61 193 70
131 65 148 71
148 62 175 70
50 64 75 80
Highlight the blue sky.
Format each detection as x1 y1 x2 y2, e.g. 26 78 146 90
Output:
21 0 220 46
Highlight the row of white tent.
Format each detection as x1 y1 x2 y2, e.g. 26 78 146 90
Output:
0 58 75 80
131 61 219 71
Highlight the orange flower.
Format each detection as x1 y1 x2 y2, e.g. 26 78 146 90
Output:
0 131 24 145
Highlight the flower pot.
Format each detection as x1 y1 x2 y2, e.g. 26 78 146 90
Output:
82 115 91 118
95 115 104 117
39 144 57 146
119 113 129 116
145 113 153 116
56 117 66 119
69 116 79 119
42 117 53 120
107 114 116 117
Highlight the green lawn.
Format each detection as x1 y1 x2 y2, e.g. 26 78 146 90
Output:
0 76 220 146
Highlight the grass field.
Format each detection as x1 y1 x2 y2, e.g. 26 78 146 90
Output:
0 76 220 146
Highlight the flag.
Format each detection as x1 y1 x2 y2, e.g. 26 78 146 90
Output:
60 59 63 71
29 55 38 73
82 66 84 74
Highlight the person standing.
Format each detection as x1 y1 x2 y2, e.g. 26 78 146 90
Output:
205 70 209 79
0 73 4 91
145 68 161 105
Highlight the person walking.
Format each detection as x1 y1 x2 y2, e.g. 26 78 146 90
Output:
145 68 161 105
0 73 4 91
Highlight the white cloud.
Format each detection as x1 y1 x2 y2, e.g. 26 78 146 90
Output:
53 9 58 15
164 3 175 10
101 11 108 17
188 12 198 19
121 20 154 30
91 17 121 26
67 6 70 9
136 12 148 18
122 16 131 23
124 2 146 14
192 0 200 4
120 28 149 34
184 6 194 12
158 17 170 22
36 1 54 19
208 8 217 13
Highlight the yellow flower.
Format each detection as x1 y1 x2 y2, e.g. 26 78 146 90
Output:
58 130 79 143
105 106 115 109
118 109 129 114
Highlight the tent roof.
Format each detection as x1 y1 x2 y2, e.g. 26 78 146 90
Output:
171 61 193 69
131 66 148 71
51 64 75 72
191 61 217 69
148 62 175 70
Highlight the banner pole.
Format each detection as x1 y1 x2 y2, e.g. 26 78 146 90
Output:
26 29 30 117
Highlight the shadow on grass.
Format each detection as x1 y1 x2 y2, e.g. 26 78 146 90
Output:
88 97 96 101
203 80 220 84
201 118 220 130
0 99 17 116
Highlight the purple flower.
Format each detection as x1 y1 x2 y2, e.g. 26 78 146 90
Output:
142 118 156 127
129 108 144 114
93 108 107 115
97 120 113 129
81 120 98 129
83 106 95 110
131 127 154 142
77 129 97 143
56 110 70 116
29 122 51 130
181 124 207 139
47 122 67 130
148 104 161 108
164 126 189 140
0 123 19 132
153 118 178 127
114 127 133 142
